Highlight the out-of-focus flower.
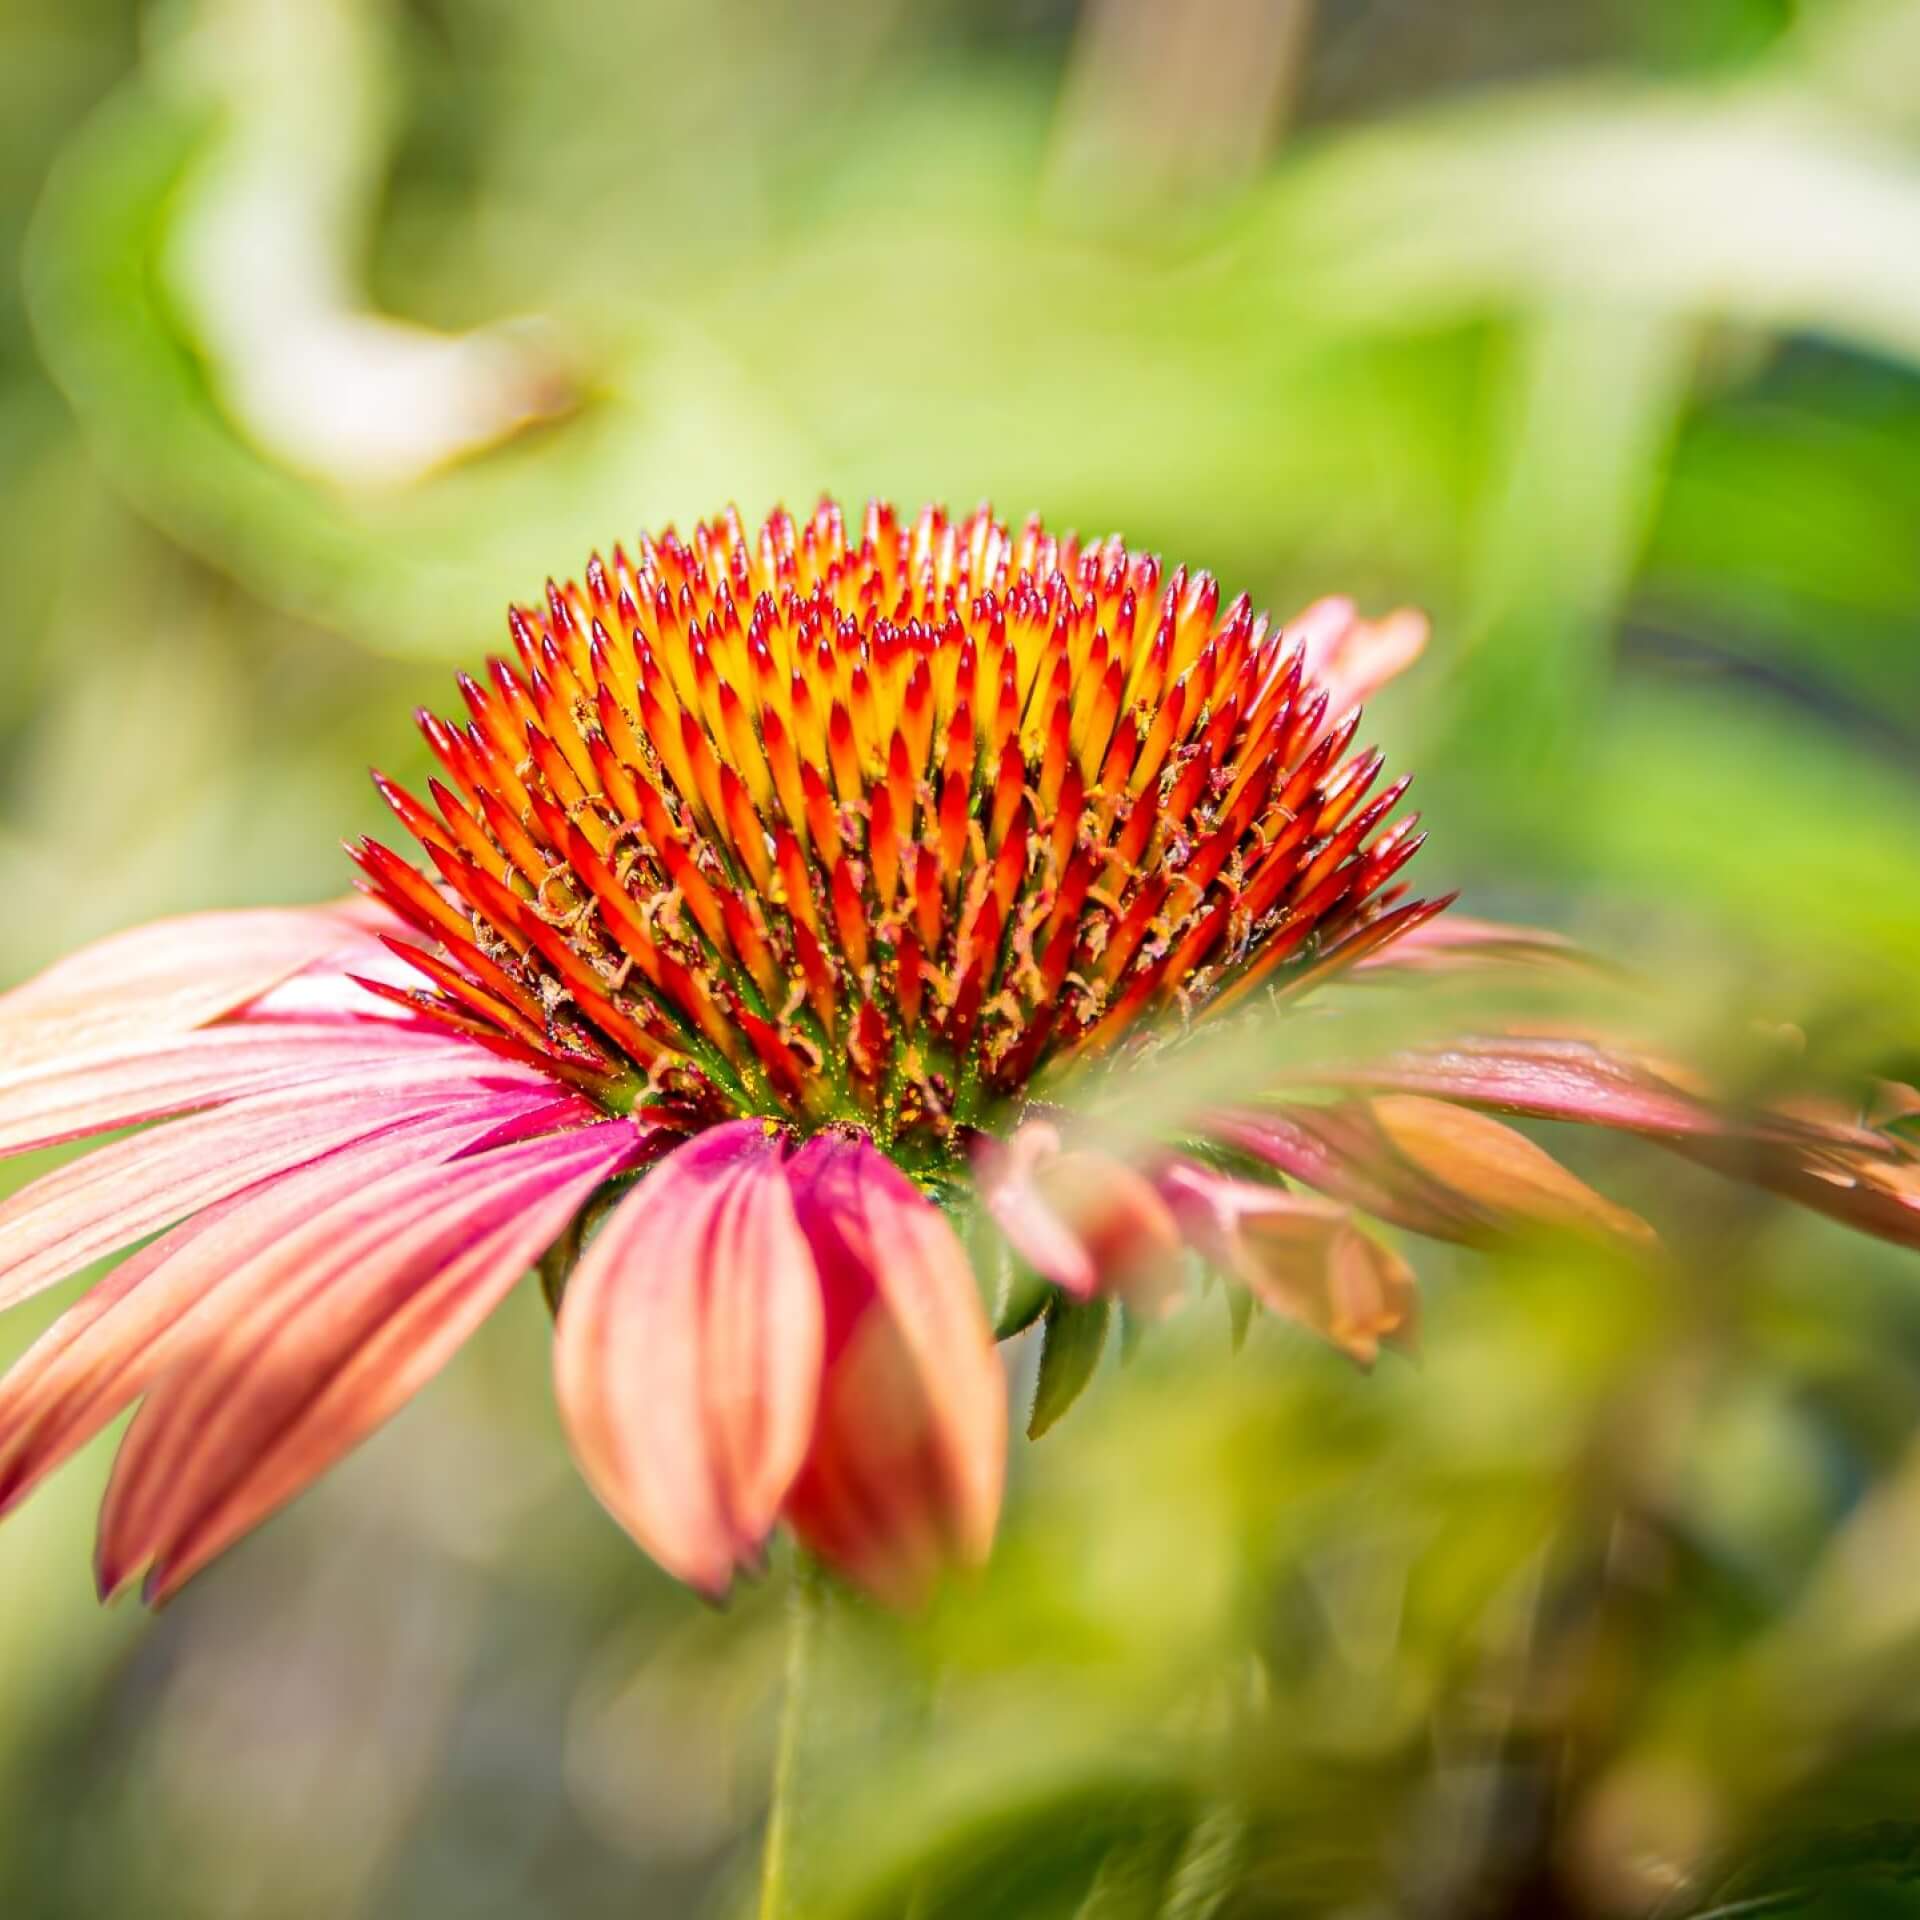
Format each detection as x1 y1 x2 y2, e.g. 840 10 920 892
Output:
1 500 1914 1606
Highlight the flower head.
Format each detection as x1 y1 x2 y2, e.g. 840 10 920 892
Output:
0 499 1914 1608
352 499 1441 1165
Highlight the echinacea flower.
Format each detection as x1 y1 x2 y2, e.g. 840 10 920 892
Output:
2 500 1915 1607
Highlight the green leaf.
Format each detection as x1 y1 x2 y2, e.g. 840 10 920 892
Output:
1225 1280 1255 1353
995 1263 1053 1341
1028 1294 1112 1439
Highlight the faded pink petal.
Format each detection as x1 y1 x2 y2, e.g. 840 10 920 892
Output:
1211 1097 1653 1249
1673 1132 1920 1252
127 1121 652 1605
1161 1163 1418 1368
0 1092 577 1519
1365 1095 1653 1245
975 1123 1098 1296
1349 914 1593 977
1313 1035 1920 1249
0 905 367 1075
101 1118 648 1602
0 1054 557 1310
231 935 435 1024
975 1121 1185 1313
1308 1035 1732 1139
784 1133 1005 1606
1209 1105 1478 1242
0 1020 475 1160
1290 595 1429 719
552 1123 824 1598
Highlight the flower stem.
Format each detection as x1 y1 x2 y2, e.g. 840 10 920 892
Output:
758 1556 823 1920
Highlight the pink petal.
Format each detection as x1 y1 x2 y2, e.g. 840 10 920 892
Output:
783 1134 1005 1605
1304 1034 1920 1252
0 1054 555 1311
0 1095 564 1518
1310 1035 1730 1139
1672 1134 1920 1251
974 1123 1099 1298
233 945 435 1025
1289 595 1429 717
1211 1097 1653 1248
552 1122 824 1598
1161 1163 1418 1368
1364 1095 1654 1246
975 1122 1185 1313
1349 914 1593 977
0 906 366 1075
1209 1106 1475 1241
101 1118 648 1602
0 1021 477 1160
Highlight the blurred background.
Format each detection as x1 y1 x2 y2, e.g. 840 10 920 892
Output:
4 0 1920 1913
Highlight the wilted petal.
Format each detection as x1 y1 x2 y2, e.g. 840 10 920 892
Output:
784 1133 1006 1606
976 1122 1185 1313
1210 1105 1481 1243
553 1122 824 1598
1317 1035 1920 1250
101 1118 648 1602
1673 1133 1920 1252
0 906 366 1075
1366 1094 1654 1246
1161 1164 1418 1368
1213 1097 1652 1249
0 1089 575 1518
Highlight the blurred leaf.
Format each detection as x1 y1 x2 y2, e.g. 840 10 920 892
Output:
1245 85 1920 366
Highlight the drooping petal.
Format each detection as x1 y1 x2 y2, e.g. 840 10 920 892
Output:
552 1122 824 1598
1672 1132 1920 1252
975 1123 1098 1297
99 1118 649 1603
1308 1035 1732 1138
1208 1105 1476 1242
0 906 367 1075
1161 1163 1418 1368
783 1133 1006 1605
0 1089 578 1519
1211 1097 1654 1249
0 1055 557 1311
1363 1095 1655 1246
975 1121 1186 1312
0 1021 476 1160
1314 1035 1920 1250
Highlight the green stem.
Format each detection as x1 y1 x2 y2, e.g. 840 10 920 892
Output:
758 1558 823 1920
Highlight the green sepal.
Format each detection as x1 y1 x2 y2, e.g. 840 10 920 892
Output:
1028 1292 1112 1438
1225 1279 1255 1352
995 1261 1053 1339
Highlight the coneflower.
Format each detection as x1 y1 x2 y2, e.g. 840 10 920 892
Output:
0 500 1913 1608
